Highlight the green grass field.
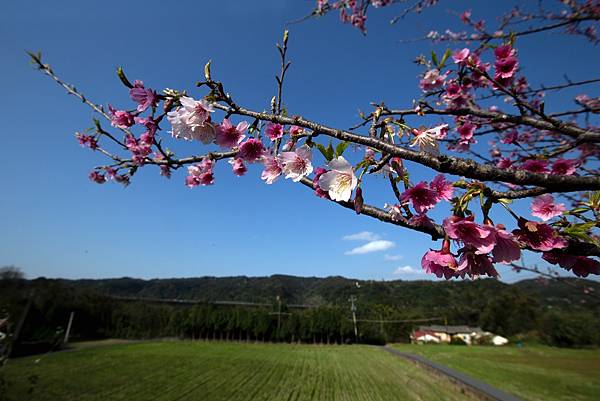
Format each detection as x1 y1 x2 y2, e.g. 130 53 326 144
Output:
391 344 600 401
3 341 469 401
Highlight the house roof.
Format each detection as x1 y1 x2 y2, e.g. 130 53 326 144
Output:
418 325 483 334
412 330 441 339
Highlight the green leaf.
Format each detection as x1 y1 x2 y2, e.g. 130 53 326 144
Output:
335 141 349 157
315 144 330 161
431 51 439 67
438 49 452 69
326 141 335 160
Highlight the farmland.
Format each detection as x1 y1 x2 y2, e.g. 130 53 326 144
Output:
2 341 468 401
392 344 600 401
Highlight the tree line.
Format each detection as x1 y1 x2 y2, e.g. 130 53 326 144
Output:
1 270 600 356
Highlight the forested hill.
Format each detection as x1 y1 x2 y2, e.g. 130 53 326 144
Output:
57 275 600 309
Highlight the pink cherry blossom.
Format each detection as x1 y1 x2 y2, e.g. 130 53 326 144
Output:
452 48 470 65
512 219 568 251
237 138 265 163
491 226 521 264
543 252 600 277
353 187 363 214
422 245 458 279
494 56 519 79
108 105 135 129
265 123 284 141
551 159 579 175
278 144 314 182
261 155 282 184
443 215 496 254
457 248 498 278
186 159 214 187
430 174 454 201
457 122 476 140
419 69 447 91
89 171 107 184
494 45 516 60
313 168 330 199
501 130 519 145
216 119 248 148
401 182 439 214
531 194 566 221
229 158 247 177
167 97 216 144
318 156 358 202
496 157 513 169
129 80 158 112
289 125 304 136
75 132 98 150
521 159 549 174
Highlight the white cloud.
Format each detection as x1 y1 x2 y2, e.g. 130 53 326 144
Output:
384 254 404 261
343 231 381 242
345 240 395 255
393 265 423 275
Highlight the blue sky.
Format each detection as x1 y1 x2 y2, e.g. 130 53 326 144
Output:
1 1 598 282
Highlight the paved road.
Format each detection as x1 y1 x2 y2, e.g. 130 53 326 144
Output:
382 346 525 401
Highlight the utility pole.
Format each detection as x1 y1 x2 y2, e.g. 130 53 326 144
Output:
349 295 358 343
64 311 75 344
276 296 281 338
7 290 34 358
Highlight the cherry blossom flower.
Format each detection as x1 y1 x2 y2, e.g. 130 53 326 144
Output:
421 240 458 279
261 155 282 184
229 158 247 177
401 182 439 214
420 69 447 91
265 123 284 141
501 130 519 145
75 132 98 150
496 157 513 169
278 144 314 182
318 156 358 202
186 158 214 187
89 171 107 184
521 159 549 174
551 159 579 175
313 168 330 199
135 116 159 137
237 138 265 163
167 97 216 144
178 96 214 126
289 125 304 136
512 219 568 251
543 252 600 277
452 48 470 65
353 187 363 214
424 124 449 139
216 119 248 148
491 226 521 264
108 105 135 129
494 56 519 79
410 128 439 155
457 121 476 140
531 194 566 221
430 174 454 201
129 80 158 112
457 248 498 278
443 215 496 254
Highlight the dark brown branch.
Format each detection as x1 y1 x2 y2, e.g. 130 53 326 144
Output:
213 104 600 192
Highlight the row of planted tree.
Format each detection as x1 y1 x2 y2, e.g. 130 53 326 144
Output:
2 276 600 357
